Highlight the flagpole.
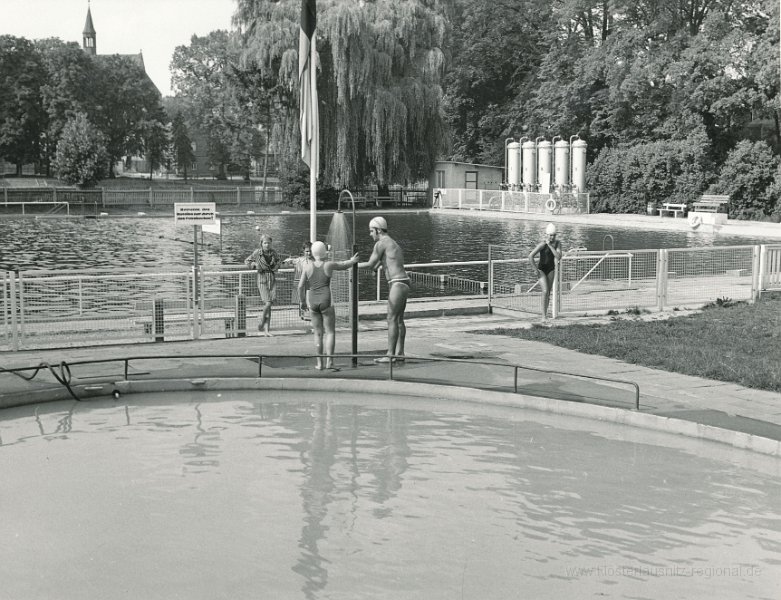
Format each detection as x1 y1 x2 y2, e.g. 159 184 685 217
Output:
309 30 317 244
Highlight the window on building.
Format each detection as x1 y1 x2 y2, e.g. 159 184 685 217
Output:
465 171 478 189
435 170 445 188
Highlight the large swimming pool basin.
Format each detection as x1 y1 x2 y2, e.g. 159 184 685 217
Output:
1 387 778 599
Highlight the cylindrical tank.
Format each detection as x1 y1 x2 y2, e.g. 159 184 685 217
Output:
507 142 521 189
554 139 570 190
571 138 588 193
522 140 537 190
537 140 552 192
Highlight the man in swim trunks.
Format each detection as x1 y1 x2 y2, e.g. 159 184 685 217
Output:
298 241 359 370
528 222 562 322
359 216 410 363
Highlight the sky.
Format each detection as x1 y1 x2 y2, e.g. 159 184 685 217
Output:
3 0 237 96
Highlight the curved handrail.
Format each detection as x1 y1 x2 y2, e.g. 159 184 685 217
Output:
3 353 641 410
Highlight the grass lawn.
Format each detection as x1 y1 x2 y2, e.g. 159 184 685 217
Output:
484 293 781 393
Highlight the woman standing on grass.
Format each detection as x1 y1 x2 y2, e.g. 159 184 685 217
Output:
529 223 562 322
297 241 359 370
245 234 281 336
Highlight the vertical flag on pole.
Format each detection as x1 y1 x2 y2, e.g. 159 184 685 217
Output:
299 0 318 177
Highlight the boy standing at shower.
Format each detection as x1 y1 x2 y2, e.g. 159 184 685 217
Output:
359 216 410 363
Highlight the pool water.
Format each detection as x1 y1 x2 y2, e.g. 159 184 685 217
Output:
0 212 775 272
1 390 779 599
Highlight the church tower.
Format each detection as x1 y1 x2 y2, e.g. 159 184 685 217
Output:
82 2 96 55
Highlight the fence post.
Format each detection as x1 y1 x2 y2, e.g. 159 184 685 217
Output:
753 245 763 301
153 297 165 342
656 249 668 310
487 246 494 313
190 187 194 202
235 294 246 337
237 187 240 206
9 271 19 351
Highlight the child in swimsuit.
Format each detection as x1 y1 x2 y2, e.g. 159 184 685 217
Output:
297 241 359 370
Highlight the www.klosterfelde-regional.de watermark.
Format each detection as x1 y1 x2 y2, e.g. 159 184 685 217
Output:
566 564 762 579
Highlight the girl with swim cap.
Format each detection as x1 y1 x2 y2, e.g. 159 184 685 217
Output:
528 223 563 322
298 241 359 370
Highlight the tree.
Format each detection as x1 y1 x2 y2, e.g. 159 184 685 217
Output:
91 55 165 176
171 31 242 179
54 112 109 187
171 111 195 181
234 0 452 188
0 36 46 173
36 38 96 176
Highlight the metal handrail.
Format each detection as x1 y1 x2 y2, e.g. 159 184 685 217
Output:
2 353 641 410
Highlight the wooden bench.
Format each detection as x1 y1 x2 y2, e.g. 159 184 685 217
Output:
692 194 729 213
658 202 687 218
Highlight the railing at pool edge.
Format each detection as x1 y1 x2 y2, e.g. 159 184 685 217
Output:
1 353 641 411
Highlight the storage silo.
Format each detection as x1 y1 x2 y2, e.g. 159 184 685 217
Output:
522 140 537 190
554 139 570 190
571 138 588 193
537 140 552 192
507 141 521 189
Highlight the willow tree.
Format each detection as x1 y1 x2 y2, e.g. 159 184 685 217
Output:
234 0 451 188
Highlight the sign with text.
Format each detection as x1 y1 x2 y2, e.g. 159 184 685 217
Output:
202 218 221 235
174 202 216 225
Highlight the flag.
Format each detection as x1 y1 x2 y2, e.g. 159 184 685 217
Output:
299 0 318 178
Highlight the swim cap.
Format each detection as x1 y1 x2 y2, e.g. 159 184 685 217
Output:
369 216 387 231
311 241 328 259
545 223 557 235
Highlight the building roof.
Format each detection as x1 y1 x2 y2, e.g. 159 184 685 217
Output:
83 6 96 35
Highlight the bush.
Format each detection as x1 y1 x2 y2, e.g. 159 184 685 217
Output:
587 133 712 213
709 141 780 220
53 113 109 188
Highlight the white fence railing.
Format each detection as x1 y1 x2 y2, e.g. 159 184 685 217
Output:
433 188 590 215
3 245 781 351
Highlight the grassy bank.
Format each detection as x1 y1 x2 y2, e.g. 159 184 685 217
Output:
485 293 781 393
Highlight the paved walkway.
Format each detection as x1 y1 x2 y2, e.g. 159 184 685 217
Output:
2 305 780 455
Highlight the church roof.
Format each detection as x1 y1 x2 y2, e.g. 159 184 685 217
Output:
83 6 96 35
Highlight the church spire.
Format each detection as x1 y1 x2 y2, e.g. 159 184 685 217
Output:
83 2 96 55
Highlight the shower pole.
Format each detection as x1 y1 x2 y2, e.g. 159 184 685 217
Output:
338 189 359 367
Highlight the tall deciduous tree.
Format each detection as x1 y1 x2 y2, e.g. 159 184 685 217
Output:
0 36 45 174
36 39 96 176
91 55 165 176
235 0 452 188
171 111 195 181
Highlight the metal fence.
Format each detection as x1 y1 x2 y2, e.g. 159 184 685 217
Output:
488 244 773 317
1 186 285 212
434 188 590 215
3 245 781 351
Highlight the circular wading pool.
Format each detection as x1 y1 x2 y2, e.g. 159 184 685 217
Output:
1 390 779 599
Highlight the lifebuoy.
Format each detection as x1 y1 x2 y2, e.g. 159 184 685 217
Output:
688 214 702 229
545 198 557 212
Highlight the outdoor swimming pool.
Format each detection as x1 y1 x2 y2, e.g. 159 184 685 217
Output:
1 211 778 272
2 389 778 599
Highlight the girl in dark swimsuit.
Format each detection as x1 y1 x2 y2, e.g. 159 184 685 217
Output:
528 223 563 321
297 241 359 370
